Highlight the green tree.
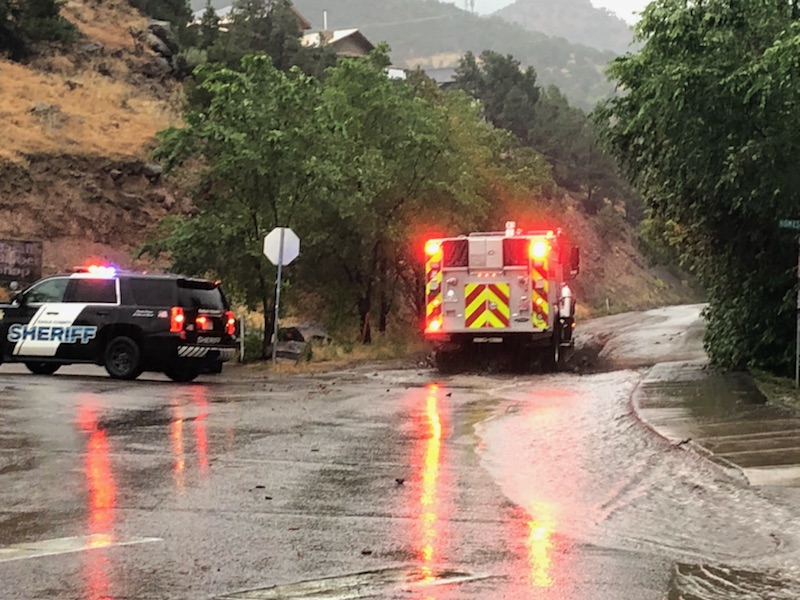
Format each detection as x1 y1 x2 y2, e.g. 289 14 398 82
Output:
145 55 337 358
197 0 219 50
0 0 27 60
17 0 75 44
0 0 76 60
454 50 539 144
208 0 334 73
300 49 491 341
598 0 800 373
147 47 557 353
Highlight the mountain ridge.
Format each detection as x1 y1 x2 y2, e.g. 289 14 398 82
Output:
209 0 620 110
494 0 634 54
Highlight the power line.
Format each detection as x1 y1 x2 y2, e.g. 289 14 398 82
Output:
356 14 454 29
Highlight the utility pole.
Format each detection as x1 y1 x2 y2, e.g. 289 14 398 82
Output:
779 219 800 387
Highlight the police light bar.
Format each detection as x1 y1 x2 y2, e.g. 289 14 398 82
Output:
72 265 118 277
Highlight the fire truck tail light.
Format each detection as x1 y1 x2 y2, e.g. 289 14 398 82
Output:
530 240 549 260
225 311 236 336
427 319 443 333
425 241 441 256
170 307 185 333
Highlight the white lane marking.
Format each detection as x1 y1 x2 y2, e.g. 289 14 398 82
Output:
0 534 161 563
217 567 492 599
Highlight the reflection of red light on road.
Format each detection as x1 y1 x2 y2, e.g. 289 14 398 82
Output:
193 387 209 474
78 405 117 537
527 503 556 587
494 389 581 595
416 384 446 585
86 430 116 533
170 405 186 493
77 400 116 600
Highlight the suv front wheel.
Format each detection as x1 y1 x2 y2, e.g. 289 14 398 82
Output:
104 336 142 380
25 362 60 375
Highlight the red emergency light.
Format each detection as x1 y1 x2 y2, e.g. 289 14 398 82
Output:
530 240 549 260
425 241 441 256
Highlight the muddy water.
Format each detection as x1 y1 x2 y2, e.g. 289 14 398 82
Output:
477 367 800 599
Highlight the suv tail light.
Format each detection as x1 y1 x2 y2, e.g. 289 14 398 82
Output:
170 307 185 333
195 315 214 331
225 311 236 336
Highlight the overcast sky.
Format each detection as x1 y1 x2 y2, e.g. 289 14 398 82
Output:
445 0 650 24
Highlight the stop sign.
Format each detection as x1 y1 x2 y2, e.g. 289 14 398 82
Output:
263 227 300 266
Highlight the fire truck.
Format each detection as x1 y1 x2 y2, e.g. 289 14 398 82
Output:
424 222 580 371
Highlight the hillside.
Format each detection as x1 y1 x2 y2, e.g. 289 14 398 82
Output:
0 0 699 318
0 0 185 273
194 0 618 110
494 0 634 54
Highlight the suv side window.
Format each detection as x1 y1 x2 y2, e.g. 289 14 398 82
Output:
129 279 176 306
64 278 119 304
24 277 69 304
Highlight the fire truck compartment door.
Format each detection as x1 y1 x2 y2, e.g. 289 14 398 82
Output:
468 238 503 271
464 283 511 329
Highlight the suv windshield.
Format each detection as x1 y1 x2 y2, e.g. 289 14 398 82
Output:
178 282 226 310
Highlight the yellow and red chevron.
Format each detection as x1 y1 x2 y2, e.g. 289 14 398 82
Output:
465 283 510 329
532 257 549 329
425 246 443 324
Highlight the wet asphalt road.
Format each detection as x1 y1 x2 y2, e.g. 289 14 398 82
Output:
4 305 800 599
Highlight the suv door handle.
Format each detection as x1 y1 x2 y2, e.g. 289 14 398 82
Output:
95 310 111 316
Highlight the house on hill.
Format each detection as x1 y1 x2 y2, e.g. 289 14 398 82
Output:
301 28 375 58
191 4 312 31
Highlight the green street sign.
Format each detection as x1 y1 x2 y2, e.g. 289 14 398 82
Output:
780 219 800 230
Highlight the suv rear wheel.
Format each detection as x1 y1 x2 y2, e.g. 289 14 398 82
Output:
104 336 142 380
165 364 200 383
25 362 60 375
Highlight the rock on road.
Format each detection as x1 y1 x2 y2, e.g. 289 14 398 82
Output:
3 304 800 599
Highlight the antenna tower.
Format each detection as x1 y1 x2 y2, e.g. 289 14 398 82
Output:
464 0 476 14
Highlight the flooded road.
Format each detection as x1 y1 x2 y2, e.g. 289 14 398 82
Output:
3 305 800 599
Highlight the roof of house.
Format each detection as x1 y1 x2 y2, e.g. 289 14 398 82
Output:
192 4 312 30
424 67 459 87
301 28 376 55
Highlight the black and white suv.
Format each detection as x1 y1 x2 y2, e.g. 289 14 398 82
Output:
0 266 238 382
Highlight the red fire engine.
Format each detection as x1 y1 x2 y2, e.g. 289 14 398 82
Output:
424 221 579 371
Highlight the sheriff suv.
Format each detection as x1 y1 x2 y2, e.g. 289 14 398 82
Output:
0 266 238 382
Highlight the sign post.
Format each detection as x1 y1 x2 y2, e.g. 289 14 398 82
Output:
263 227 300 363
779 220 800 387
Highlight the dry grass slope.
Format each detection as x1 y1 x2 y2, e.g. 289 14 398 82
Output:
0 0 181 162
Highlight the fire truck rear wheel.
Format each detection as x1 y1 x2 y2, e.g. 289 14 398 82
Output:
435 349 462 374
542 330 561 372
